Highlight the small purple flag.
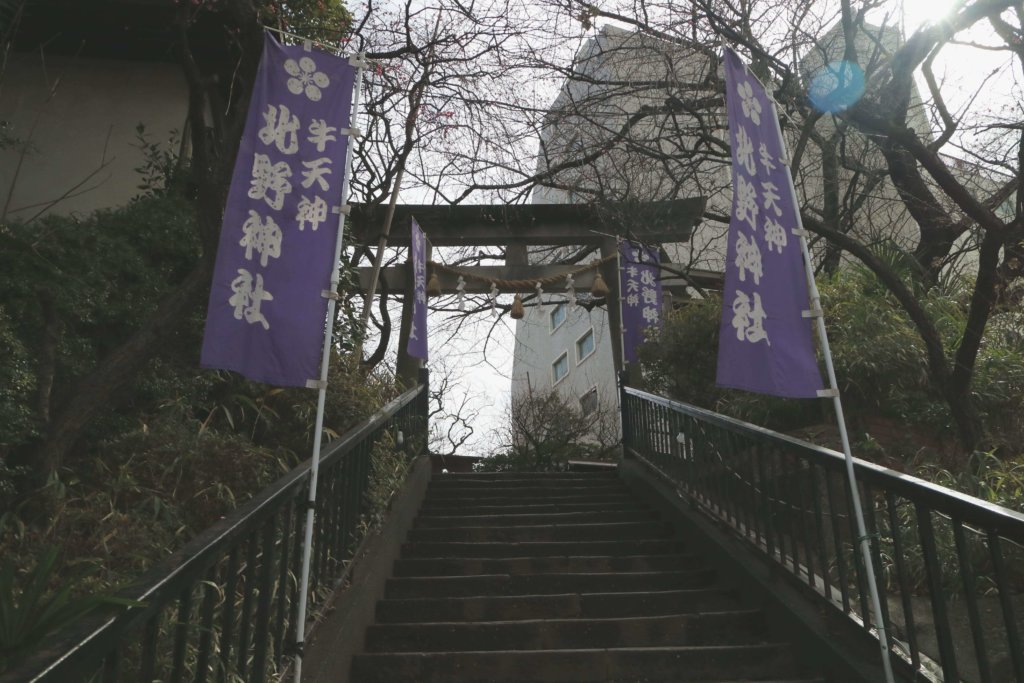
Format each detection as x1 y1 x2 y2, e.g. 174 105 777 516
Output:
620 240 663 363
200 35 356 387
716 48 823 398
407 218 428 360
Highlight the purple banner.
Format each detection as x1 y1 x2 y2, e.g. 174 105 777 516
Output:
620 240 662 363
716 48 823 398
407 218 428 360
201 35 356 387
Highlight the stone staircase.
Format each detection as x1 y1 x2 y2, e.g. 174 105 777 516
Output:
350 470 825 682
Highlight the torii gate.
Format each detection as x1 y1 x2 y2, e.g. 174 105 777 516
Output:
347 198 716 384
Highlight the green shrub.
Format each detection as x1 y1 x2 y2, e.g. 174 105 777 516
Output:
638 299 825 432
0 547 136 673
638 298 722 408
916 451 1024 513
640 263 1024 467
0 306 37 456
0 194 201 463
362 432 416 531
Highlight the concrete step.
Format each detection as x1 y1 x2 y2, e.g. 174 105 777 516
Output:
401 538 687 559
385 569 717 599
351 643 803 682
425 484 629 499
374 588 743 623
420 492 639 508
418 501 648 516
406 521 674 544
352 471 822 683
430 472 619 486
392 553 703 577
435 471 619 481
414 509 658 527
365 611 768 652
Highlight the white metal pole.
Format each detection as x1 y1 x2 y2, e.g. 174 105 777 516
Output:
292 52 366 683
768 96 896 683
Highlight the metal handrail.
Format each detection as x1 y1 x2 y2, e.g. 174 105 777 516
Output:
621 384 1024 683
2 377 429 683
626 388 1024 541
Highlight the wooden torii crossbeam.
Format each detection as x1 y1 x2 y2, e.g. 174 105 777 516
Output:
348 199 706 246
346 198 715 380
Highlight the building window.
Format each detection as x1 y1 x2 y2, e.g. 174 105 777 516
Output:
579 387 599 416
549 302 567 331
552 352 569 385
575 328 595 363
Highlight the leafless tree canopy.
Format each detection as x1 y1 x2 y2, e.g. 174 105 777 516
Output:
474 386 618 470
343 0 1022 452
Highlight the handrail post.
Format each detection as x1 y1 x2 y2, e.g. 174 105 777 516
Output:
618 369 631 457
417 366 430 448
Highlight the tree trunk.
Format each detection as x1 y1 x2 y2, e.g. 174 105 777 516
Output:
942 231 1004 452
819 137 843 274
35 257 214 476
942 382 983 455
33 287 62 427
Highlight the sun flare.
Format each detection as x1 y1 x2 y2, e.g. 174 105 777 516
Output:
896 0 961 33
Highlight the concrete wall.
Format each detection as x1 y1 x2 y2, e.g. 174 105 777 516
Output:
0 53 188 221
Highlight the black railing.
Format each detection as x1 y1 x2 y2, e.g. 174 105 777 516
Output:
621 384 1024 683
3 372 429 683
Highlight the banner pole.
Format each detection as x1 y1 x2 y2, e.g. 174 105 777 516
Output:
616 238 626 372
292 52 367 683
769 98 896 683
